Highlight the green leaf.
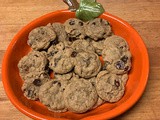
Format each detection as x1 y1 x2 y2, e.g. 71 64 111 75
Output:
76 0 105 21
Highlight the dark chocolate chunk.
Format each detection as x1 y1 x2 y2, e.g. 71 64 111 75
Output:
79 21 83 26
53 81 61 87
33 79 42 86
23 65 29 73
58 82 61 87
69 20 75 25
121 56 128 63
100 18 103 23
124 66 129 71
92 22 96 25
53 81 58 84
69 37 77 42
114 80 120 87
115 61 125 70
71 51 77 57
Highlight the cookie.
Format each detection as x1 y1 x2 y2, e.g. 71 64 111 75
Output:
71 39 95 52
64 18 86 39
91 40 104 55
22 77 49 100
28 26 56 50
47 42 65 60
104 35 129 52
63 78 98 113
74 51 101 78
39 79 69 112
104 51 132 74
102 47 121 63
96 71 125 102
85 18 112 41
49 48 75 74
18 51 48 80
51 23 69 42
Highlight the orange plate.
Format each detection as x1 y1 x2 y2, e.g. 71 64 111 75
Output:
2 10 149 120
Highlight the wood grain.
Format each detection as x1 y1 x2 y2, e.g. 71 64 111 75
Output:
0 0 160 120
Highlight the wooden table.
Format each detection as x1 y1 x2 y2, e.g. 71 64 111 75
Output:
0 0 160 119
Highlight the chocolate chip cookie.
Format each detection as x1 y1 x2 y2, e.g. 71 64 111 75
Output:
28 26 56 50
63 78 98 113
85 18 112 41
74 51 101 78
39 79 69 112
64 18 86 39
96 71 125 102
49 48 75 74
18 51 48 80
104 51 132 74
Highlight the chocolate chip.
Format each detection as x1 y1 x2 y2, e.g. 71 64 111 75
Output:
120 45 127 50
100 18 103 23
114 80 120 87
115 61 125 70
76 33 81 37
69 20 75 25
120 46 123 49
69 37 77 42
53 81 58 84
124 66 129 71
79 21 83 26
71 51 77 57
121 56 128 63
33 79 42 86
62 88 65 91
41 31 45 35
58 82 61 87
92 22 96 25
23 65 29 72
34 54 39 57
53 81 61 87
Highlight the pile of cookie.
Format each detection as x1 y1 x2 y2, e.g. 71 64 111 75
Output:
18 18 132 113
